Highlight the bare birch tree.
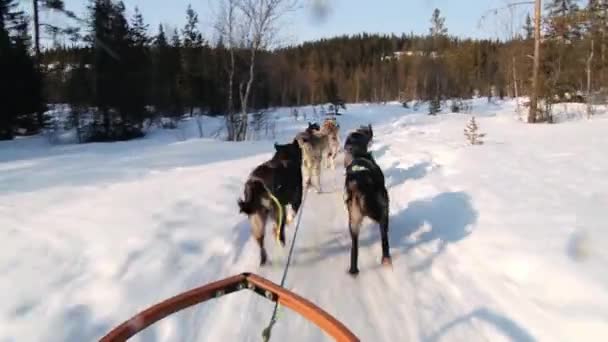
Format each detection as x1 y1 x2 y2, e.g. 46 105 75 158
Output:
215 0 298 141
215 0 239 140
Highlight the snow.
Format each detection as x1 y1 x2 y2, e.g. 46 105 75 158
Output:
1 99 607 341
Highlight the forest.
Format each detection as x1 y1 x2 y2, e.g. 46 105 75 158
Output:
1 0 607 141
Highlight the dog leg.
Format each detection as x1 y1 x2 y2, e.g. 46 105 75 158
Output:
278 206 287 247
290 184 303 218
379 216 392 266
285 205 294 225
348 202 363 275
314 167 322 193
331 151 337 170
302 166 311 190
250 211 268 266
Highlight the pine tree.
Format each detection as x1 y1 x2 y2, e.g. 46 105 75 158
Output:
586 1 608 40
182 4 205 116
169 28 184 119
464 116 485 145
0 0 45 139
127 6 151 127
108 1 132 126
66 58 92 143
523 13 534 40
427 8 448 113
545 0 582 42
89 0 114 136
183 4 203 47
12 17 46 134
152 25 183 119
152 24 171 119
88 0 144 140
0 0 17 139
429 8 447 37
429 97 441 115
546 0 579 17
129 6 149 46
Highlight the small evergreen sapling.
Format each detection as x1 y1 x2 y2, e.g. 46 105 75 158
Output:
464 116 485 145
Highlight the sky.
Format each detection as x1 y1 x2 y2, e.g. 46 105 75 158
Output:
37 0 532 46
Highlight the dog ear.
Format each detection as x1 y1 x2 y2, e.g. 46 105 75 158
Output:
274 142 280 150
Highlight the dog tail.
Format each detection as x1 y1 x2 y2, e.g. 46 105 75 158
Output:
238 179 268 215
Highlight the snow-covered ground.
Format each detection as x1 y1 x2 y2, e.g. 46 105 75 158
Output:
1 99 607 342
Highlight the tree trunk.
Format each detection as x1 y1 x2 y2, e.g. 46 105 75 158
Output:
296 87 301 106
32 0 45 128
587 40 595 118
33 0 41 65
512 55 521 116
226 47 236 140
528 0 541 123
355 71 360 103
238 44 257 141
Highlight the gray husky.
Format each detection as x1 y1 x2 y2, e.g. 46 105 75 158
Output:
320 118 341 170
296 123 330 193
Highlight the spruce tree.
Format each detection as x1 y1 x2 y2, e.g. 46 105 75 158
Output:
127 6 151 128
464 116 485 145
0 0 16 139
182 4 204 116
0 0 45 139
545 0 582 42
152 24 171 119
109 1 131 124
169 28 184 119
429 97 441 115
523 13 534 40
89 0 114 136
429 8 447 37
66 58 92 143
12 17 45 134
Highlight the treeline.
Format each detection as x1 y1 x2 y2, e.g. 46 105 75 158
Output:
1 0 45 139
2 0 608 141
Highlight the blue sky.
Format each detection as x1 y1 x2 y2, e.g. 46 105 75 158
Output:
43 0 531 45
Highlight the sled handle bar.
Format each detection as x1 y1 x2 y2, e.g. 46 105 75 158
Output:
99 272 359 342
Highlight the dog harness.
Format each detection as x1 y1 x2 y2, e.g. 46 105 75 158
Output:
349 165 368 172
348 156 376 173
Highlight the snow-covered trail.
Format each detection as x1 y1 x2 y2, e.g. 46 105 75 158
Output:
157 137 514 342
2 100 608 342
156 154 423 342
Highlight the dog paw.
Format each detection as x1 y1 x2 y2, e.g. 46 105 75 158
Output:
348 268 360 277
286 211 295 225
381 257 392 267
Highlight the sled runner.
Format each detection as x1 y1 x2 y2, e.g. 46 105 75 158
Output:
99 272 359 342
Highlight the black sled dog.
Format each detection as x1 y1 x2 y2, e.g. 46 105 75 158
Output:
238 139 303 266
344 136 391 276
343 124 374 168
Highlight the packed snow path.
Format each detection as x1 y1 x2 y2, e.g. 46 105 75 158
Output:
195 156 422 342
1 100 607 341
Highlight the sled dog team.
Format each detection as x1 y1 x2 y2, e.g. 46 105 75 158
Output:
238 118 391 276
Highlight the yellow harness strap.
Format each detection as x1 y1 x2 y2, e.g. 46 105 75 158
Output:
267 190 284 245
